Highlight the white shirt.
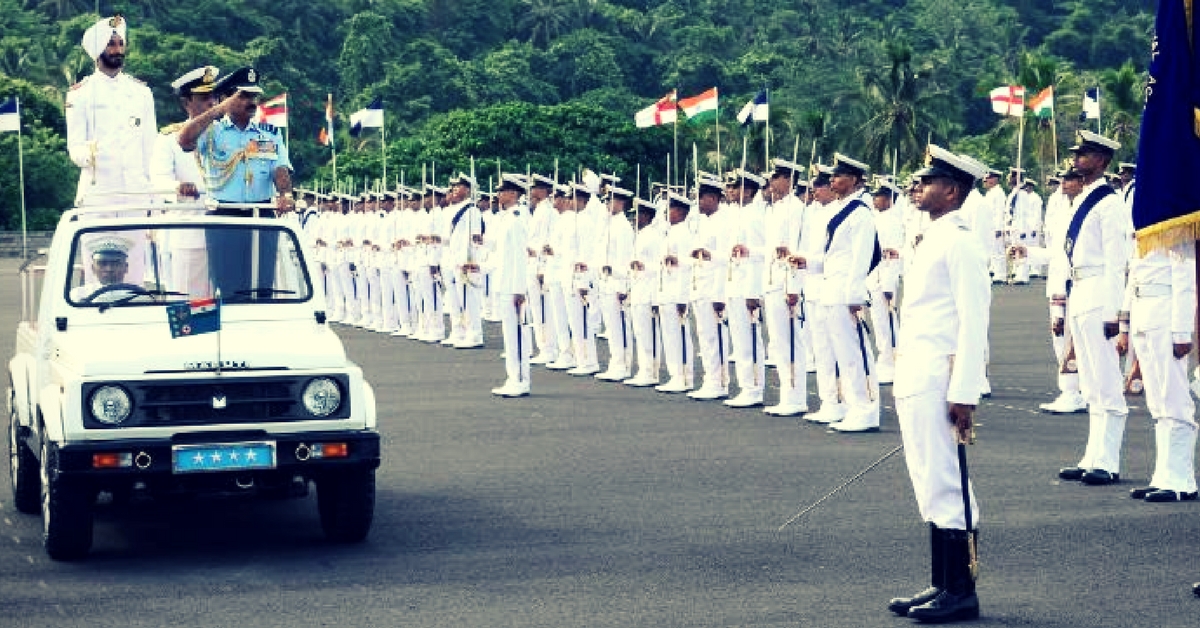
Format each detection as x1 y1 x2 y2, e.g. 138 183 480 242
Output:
1050 179 1131 320
814 195 876 306
492 205 529 296
630 223 664 305
1123 243 1195 342
724 199 766 300
66 71 158 206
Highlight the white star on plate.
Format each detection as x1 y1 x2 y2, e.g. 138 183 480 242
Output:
210 452 222 463
229 451 240 461
245 450 257 461
193 453 204 464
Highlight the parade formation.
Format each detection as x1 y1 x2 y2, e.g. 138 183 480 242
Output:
5 10 1199 623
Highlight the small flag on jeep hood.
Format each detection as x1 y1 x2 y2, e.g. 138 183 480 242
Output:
167 297 221 338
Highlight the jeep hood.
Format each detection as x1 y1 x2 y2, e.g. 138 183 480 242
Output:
52 320 349 377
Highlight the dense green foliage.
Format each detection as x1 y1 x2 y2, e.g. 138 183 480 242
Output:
0 0 1154 228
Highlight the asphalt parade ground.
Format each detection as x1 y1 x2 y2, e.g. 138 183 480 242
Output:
1 257 1196 628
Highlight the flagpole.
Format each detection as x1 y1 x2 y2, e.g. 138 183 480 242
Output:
381 115 387 185
1096 87 1102 134
16 97 27 260
673 109 679 189
763 88 770 170
1016 110 1026 188
715 103 721 174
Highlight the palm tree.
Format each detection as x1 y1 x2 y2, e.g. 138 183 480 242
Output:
1100 60 1144 158
517 0 570 47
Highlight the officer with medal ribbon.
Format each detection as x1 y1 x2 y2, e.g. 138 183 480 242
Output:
177 66 294 297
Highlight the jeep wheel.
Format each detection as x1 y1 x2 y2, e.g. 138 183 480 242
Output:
316 468 375 543
8 402 39 514
40 437 93 560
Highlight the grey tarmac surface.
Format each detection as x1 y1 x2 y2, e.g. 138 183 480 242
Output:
0 256 1197 628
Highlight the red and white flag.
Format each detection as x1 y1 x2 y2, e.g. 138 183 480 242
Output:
989 85 1025 117
634 90 678 128
318 93 334 148
254 93 288 127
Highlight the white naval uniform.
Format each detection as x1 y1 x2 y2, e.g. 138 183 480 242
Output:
895 210 989 530
1052 180 1131 475
1003 188 1038 283
983 185 1007 279
763 194 807 410
1124 244 1197 494
657 218 695 389
66 71 158 206
689 208 731 397
725 200 767 402
442 201 484 346
597 210 635 380
150 122 209 297
627 223 664 384
526 199 558 362
801 200 842 420
868 202 904 384
1041 189 1083 403
495 205 532 390
546 208 579 369
419 207 447 342
812 195 880 430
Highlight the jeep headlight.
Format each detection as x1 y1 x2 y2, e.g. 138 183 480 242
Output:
90 385 132 425
302 377 342 417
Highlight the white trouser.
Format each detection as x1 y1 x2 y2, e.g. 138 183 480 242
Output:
820 304 879 424
630 303 660 379
1049 303 1081 396
765 293 806 407
808 299 840 409
172 247 210 298
600 293 632 376
727 299 764 396
1008 235 1029 282
566 289 597 367
378 264 397 329
867 291 898 376
418 268 444 339
659 303 693 385
365 265 382 323
896 361 980 530
528 276 557 359
550 283 574 361
1070 306 1128 472
500 294 531 386
989 233 1006 279
1132 321 1198 493
389 267 413 331
692 300 728 392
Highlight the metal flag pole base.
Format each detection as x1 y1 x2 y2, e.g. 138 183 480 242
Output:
778 444 904 532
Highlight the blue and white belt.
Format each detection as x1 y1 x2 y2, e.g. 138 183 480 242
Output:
1070 266 1103 281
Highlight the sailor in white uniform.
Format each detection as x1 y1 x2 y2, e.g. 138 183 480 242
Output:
655 193 697 393
526 175 560 365
491 175 534 397
1039 169 1088 414
595 186 637 382
686 176 732 401
868 181 905 386
762 161 808 415
624 199 665 387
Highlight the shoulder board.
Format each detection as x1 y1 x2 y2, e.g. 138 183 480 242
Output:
257 123 277 134
159 121 184 135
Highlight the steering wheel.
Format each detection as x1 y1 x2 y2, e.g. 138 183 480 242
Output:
79 283 150 303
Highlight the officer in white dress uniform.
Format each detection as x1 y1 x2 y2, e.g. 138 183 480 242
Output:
491 175 534 397
723 170 767 407
625 200 665 387
595 187 637 382
1120 237 1198 502
686 176 732 401
1055 131 1132 486
761 161 808 415
798 168 843 421
812 154 881 432
1039 169 1089 414
1002 168 1037 284
655 193 697 393
151 66 219 297
565 184 601 375
887 144 989 623
982 170 1007 281
67 15 158 208
526 175 560 364
442 174 485 348
868 181 905 385
544 186 578 370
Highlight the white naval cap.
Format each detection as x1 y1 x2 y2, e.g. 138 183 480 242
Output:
608 185 635 199
1070 129 1121 154
530 173 556 188
89 235 132 261
450 172 476 189
81 15 127 60
1118 162 1137 172
832 152 869 177
730 168 765 188
171 66 220 96
913 144 986 186
666 192 695 208
771 158 805 177
499 173 530 192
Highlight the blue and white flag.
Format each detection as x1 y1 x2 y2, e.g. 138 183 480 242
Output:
737 89 769 126
167 297 222 338
349 96 384 137
1080 87 1100 121
0 97 18 133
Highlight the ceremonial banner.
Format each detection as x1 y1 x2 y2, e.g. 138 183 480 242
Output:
737 89 769 126
1131 0 1200 253
0 97 17 132
254 93 288 127
989 85 1025 117
634 90 678 128
167 297 221 338
679 88 718 123
1030 86 1054 119
349 96 384 136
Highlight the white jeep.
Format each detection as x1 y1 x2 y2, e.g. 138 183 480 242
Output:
7 203 380 560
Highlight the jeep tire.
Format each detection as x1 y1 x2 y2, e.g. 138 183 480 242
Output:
316 468 375 543
41 437 94 560
8 402 38 514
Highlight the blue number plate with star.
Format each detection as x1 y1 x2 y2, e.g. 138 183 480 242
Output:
171 442 277 474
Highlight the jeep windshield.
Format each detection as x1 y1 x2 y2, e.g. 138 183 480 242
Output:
65 224 313 308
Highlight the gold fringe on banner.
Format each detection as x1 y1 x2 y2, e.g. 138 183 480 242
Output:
1136 209 1200 256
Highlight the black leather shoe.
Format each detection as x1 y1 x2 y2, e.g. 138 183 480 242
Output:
907 590 980 623
888 587 941 616
1080 469 1120 485
1129 486 1159 499
1143 489 1199 502
1193 582 1200 597
1058 467 1085 481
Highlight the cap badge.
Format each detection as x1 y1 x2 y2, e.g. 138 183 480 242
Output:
202 66 216 84
247 68 256 82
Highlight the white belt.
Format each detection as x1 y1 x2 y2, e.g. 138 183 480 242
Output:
1134 284 1171 298
1070 266 1103 281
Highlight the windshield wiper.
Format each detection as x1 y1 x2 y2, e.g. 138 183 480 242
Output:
228 288 298 302
97 289 187 312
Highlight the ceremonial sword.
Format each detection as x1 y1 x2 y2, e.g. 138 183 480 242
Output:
778 443 905 531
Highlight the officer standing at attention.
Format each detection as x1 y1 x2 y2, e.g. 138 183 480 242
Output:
66 15 158 208
177 67 294 294
491 175 533 398
1055 130 1131 487
887 145 990 623
151 66 220 297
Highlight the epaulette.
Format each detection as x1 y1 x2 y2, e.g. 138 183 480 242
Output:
159 121 184 135
257 122 278 134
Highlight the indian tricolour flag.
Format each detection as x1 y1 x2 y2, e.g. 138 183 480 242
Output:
254 93 288 127
1030 86 1054 119
679 88 719 123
